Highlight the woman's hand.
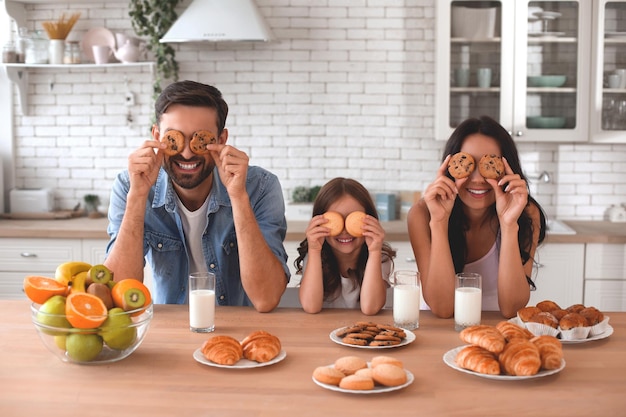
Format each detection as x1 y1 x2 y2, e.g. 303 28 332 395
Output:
305 215 331 253
488 157 528 226
422 155 463 223
361 215 385 252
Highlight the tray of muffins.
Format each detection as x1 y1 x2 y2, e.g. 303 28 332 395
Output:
511 300 613 343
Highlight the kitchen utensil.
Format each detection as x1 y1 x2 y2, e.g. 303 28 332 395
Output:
527 75 567 87
81 27 116 63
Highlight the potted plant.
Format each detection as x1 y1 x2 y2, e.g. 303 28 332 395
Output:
286 186 321 220
128 0 180 99
83 194 104 218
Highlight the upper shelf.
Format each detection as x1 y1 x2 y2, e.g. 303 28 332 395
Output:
4 0 92 28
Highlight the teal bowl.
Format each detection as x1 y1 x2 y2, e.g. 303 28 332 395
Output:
527 75 567 88
526 116 566 129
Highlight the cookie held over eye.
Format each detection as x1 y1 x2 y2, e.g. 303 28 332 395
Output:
448 152 476 179
345 211 366 237
190 130 217 155
160 130 185 156
478 154 505 180
322 211 344 236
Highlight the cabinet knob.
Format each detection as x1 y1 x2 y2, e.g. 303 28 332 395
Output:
20 252 37 258
515 131 524 137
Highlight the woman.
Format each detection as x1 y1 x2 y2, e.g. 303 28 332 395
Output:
408 116 546 318
294 178 396 315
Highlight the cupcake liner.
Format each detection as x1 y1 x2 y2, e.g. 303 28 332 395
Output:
524 322 560 338
559 326 591 341
589 316 610 337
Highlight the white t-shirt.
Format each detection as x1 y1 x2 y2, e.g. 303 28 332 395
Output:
176 194 210 275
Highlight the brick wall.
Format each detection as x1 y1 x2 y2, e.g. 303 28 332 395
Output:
3 0 625 220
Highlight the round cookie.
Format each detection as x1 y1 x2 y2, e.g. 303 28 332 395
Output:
161 130 185 156
345 211 366 237
338 374 375 391
334 356 368 375
322 211 344 236
190 130 216 154
478 154 505 179
371 355 403 369
448 152 475 179
313 366 345 386
371 363 407 387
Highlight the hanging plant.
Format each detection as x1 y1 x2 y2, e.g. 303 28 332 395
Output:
129 0 180 98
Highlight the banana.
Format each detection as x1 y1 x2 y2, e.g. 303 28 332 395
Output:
55 261 92 285
69 270 88 294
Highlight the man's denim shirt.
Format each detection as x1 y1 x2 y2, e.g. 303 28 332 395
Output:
106 166 290 305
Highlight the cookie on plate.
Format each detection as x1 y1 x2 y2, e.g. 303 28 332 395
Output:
313 366 345 386
334 356 368 375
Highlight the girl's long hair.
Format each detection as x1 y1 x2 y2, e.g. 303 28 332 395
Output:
294 178 396 301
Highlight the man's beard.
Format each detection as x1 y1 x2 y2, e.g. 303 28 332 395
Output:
163 157 215 189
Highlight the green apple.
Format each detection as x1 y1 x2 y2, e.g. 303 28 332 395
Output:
99 308 136 350
66 333 103 362
36 295 71 335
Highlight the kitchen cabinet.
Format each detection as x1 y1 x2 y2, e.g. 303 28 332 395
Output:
583 243 626 310
436 0 591 142
590 0 626 143
529 242 585 308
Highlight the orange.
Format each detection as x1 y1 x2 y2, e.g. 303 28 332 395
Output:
111 279 152 315
23 276 68 304
65 292 108 329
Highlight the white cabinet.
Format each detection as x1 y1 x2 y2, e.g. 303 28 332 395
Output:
0 238 82 299
436 0 592 142
584 243 626 310
590 0 626 143
530 243 585 307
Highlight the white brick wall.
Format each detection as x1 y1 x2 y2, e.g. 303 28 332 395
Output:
3 0 626 220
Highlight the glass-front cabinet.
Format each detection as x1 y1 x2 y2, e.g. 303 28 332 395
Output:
436 0 591 142
591 0 626 143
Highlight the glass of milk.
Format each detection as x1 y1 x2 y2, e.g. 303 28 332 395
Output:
392 270 421 330
189 272 216 333
454 272 482 331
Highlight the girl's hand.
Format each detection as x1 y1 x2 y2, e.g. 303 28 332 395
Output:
361 215 385 252
305 215 331 252
487 157 528 226
422 155 463 223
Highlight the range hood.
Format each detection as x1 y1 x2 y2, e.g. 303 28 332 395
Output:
160 0 273 43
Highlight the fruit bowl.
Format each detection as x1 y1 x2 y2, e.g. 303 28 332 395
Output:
30 300 153 365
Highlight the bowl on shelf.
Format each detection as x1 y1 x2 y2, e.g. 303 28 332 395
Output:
30 300 153 364
526 116 566 129
527 75 567 87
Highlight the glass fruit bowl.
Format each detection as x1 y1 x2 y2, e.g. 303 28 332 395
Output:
30 300 153 365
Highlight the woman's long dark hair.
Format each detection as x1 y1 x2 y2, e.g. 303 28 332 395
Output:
294 178 396 301
443 116 546 287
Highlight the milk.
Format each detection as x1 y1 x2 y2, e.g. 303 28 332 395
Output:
189 289 215 331
454 287 482 330
393 284 421 330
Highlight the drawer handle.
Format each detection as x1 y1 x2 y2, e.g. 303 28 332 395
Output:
20 252 38 258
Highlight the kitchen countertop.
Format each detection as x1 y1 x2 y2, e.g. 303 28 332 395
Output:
1 300 625 416
0 217 625 243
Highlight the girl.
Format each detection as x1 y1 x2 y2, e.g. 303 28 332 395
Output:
408 116 546 319
295 178 396 314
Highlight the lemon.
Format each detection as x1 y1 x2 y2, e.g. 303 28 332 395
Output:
99 308 136 350
36 295 71 335
66 333 103 362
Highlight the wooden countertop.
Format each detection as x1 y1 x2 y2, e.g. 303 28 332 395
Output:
1 300 624 416
0 216 625 243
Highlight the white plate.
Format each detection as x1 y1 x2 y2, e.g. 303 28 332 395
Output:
329 327 416 349
508 317 614 344
81 27 116 62
443 346 565 380
193 348 287 369
312 364 414 394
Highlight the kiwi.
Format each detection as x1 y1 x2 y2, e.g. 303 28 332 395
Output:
122 288 146 311
88 264 113 285
87 283 114 310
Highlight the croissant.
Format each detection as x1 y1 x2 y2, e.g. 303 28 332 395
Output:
498 340 541 376
241 330 282 363
201 335 244 365
455 345 500 375
459 325 506 354
531 335 563 370
495 321 532 342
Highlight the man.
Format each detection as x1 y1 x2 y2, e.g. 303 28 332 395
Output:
105 81 289 312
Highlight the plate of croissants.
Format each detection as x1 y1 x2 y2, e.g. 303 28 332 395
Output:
443 322 565 380
193 331 286 369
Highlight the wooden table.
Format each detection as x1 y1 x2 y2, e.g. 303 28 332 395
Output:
1 301 624 416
